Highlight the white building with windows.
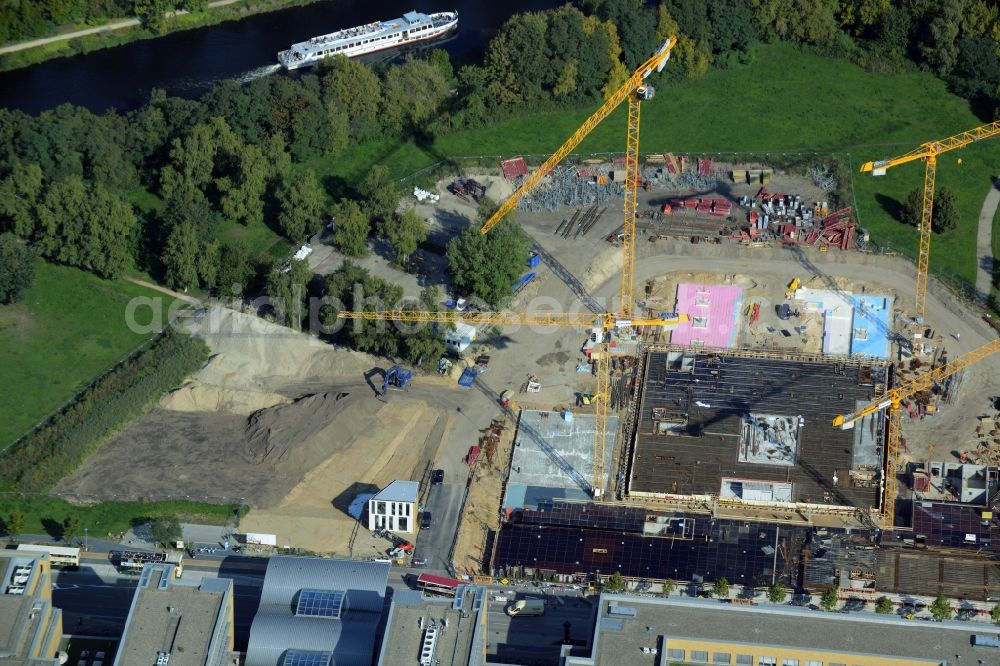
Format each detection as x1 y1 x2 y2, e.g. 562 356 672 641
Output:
368 480 419 534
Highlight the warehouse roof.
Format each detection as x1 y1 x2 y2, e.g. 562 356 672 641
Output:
246 558 389 666
567 595 994 665
113 564 233 666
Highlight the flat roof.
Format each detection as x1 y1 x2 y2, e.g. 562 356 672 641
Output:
116 566 230 666
670 283 744 348
377 590 481 666
573 595 993 665
504 410 618 509
628 349 884 509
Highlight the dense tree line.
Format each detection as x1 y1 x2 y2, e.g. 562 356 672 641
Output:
3 0 997 300
0 0 209 44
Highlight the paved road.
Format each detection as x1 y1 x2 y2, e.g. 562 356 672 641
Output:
0 0 243 55
413 482 463 571
976 178 999 298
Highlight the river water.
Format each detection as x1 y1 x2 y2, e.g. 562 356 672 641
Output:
0 0 560 115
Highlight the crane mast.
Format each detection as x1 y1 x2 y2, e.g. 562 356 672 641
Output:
337 39 677 499
832 338 1000 528
860 121 1000 318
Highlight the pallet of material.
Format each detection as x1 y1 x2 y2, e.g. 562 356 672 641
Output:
612 156 627 166
646 154 665 164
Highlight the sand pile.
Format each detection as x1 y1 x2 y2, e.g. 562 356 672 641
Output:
160 384 291 415
184 307 376 395
243 391 379 467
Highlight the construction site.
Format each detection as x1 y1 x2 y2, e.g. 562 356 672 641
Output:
58 39 1000 610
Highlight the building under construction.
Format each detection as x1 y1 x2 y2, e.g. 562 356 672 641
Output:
623 347 890 515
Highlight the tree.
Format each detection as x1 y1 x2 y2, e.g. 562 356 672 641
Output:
950 37 1000 99
820 587 839 611
991 601 1000 624
332 199 370 257
381 56 450 133
766 582 787 604
597 0 658 69
446 213 529 308
265 258 313 329
930 594 953 621
6 509 26 542
35 176 137 279
900 187 923 227
218 142 270 228
362 164 399 235
387 209 428 264
151 516 182 548
711 577 730 598
62 515 81 543
605 570 626 592
876 596 894 614
932 186 959 232
277 170 326 242
162 218 200 291
216 244 254 299
663 579 676 596
0 233 35 304
0 162 43 237
318 56 382 139
918 0 963 76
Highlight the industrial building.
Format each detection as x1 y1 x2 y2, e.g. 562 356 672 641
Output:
368 480 419 534
245 557 390 666
626 347 887 512
564 595 989 665
113 563 237 666
0 550 63 665
492 499 810 588
376 585 486 666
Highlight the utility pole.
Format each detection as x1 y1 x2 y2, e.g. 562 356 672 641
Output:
84 527 88 552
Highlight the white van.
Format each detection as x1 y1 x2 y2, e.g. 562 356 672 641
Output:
506 599 545 617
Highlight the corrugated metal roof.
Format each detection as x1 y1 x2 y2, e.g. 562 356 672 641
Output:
371 480 418 504
245 557 390 666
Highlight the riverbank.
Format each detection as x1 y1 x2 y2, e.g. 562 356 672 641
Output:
0 0 320 73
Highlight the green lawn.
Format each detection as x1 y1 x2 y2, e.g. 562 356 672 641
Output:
0 495 238 538
313 42 999 287
0 261 174 446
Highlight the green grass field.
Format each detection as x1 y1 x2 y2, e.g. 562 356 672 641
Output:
0 261 175 446
0 494 238 537
314 42 1000 287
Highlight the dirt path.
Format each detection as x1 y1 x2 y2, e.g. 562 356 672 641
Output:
125 276 201 304
0 0 241 55
976 178 999 298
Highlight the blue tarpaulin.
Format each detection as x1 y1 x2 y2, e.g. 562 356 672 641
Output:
458 368 478 387
526 253 540 268
513 272 536 292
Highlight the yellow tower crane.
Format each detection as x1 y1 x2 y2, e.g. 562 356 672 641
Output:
831 337 1000 529
480 38 676 318
336 39 680 498
860 121 1000 318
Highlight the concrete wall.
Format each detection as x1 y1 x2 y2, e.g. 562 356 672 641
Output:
369 499 415 534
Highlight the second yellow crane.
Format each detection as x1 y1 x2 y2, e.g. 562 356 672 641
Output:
860 121 1000 318
832 337 1000 529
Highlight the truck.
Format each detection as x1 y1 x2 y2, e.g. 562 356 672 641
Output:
506 599 546 617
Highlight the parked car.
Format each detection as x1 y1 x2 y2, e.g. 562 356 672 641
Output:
431 469 445 485
421 512 433 529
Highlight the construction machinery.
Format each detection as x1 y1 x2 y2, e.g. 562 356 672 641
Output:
860 121 1000 319
383 365 412 393
335 39 679 498
832 337 1000 529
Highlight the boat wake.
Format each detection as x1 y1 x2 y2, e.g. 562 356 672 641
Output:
236 63 282 84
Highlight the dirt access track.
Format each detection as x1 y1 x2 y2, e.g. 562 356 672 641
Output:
55 308 501 553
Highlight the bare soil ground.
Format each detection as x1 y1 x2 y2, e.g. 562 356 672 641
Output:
451 417 516 576
55 308 457 553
